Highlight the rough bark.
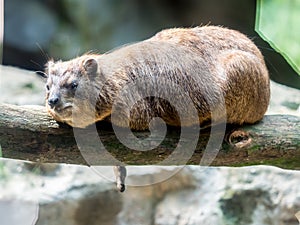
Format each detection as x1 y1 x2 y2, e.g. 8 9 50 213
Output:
0 103 299 169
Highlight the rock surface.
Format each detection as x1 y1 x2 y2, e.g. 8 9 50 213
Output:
0 66 45 105
154 166 300 225
0 159 299 225
268 81 300 116
0 159 122 225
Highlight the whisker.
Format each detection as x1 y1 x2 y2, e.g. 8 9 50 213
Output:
36 42 50 61
30 59 42 68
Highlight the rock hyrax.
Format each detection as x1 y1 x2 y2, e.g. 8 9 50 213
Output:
45 26 270 130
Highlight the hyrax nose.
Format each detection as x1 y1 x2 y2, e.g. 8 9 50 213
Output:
48 95 60 108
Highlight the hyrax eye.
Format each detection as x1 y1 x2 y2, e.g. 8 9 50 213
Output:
70 81 78 90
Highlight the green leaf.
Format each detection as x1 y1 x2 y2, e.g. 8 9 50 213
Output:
256 0 300 75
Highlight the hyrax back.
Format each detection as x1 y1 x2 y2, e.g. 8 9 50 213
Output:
46 26 270 130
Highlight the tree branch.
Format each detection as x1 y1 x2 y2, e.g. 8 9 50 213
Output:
0 103 299 169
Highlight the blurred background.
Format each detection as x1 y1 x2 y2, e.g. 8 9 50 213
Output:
2 0 300 88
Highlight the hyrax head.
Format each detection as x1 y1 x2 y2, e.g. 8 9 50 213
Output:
45 55 99 127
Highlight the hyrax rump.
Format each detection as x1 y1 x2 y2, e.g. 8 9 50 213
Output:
45 26 270 130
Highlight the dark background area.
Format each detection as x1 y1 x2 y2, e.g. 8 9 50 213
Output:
3 0 300 88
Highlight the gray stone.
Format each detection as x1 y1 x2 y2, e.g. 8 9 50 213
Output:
267 81 300 116
0 65 45 105
154 166 300 225
0 159 122 225
0 158 299 225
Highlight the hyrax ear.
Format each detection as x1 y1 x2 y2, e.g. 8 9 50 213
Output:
83 58 98 79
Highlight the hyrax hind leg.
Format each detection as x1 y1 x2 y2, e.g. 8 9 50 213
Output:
219 50 270 125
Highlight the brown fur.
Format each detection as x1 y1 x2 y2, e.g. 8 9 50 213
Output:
45 26 270 130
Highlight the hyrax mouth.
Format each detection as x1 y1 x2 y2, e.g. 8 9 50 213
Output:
58 105 73 111
47 103 73 118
